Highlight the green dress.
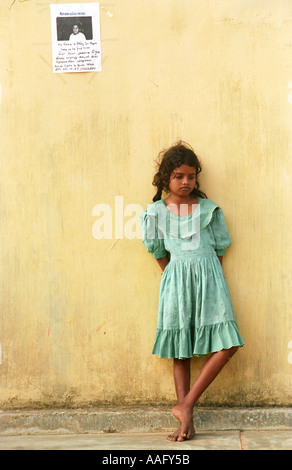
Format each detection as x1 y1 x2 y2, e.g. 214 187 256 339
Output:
140 197 244 359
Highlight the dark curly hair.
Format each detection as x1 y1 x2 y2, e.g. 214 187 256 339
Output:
152 141 208 202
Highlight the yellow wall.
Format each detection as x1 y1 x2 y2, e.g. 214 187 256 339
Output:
0 0 291 408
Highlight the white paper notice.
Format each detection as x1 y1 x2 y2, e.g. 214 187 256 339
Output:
50 3 101 73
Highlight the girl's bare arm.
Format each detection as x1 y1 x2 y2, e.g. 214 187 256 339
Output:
156 255 170 272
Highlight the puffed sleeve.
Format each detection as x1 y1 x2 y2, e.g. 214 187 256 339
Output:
140 210 168 259
210 207 232 256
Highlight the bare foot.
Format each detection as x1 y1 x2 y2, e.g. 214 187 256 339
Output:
167 425 181 441
171 403 196 441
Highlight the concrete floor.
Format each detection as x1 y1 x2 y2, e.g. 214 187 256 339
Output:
0 430 292 450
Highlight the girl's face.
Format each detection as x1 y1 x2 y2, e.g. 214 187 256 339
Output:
168 164 197 197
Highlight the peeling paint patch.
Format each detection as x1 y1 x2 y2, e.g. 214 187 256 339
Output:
101 7 114 18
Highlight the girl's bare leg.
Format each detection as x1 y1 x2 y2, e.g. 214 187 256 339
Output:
172 347 239 441
167 358 192 441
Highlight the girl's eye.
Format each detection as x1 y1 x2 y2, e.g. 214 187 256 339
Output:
173 173 195 179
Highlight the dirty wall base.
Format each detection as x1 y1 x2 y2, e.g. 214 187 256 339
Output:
0 407 291 436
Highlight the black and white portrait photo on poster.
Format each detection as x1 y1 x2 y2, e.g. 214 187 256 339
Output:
50 3 101 73
56 16 93 42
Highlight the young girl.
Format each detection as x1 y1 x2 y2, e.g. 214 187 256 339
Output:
140 141 244 442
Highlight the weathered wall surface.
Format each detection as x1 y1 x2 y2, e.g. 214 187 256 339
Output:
0 0 291 408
